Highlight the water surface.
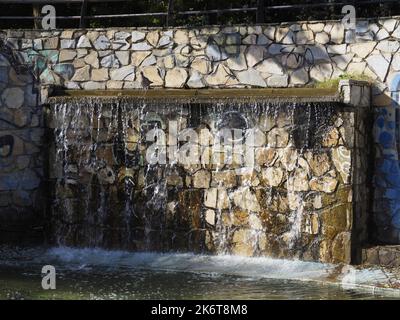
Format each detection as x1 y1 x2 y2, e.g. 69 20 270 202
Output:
0 246 398 300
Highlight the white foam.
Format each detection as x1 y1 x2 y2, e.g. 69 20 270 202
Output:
1 246 398 295
40 247 395 289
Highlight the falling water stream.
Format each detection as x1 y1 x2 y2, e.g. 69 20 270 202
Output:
47 97 336 255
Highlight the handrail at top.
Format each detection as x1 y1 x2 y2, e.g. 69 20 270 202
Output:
0 0 123 3
0 0 399 23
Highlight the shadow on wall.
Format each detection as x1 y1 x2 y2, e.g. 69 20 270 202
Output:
2 27 355 90
373 74 400 244
0 40 44 244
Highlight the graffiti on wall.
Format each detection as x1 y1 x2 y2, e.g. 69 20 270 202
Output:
0 135 14 158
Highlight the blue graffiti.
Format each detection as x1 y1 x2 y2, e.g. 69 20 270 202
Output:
374 74 400 242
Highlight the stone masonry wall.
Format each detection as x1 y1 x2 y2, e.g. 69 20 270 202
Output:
46 91 369 264
1 19 399 96
0 44 43 243
0 16 398 245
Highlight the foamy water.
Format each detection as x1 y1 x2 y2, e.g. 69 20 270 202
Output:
1 246 397 296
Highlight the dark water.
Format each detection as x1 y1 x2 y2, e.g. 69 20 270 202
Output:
0 246 397 300
0 266 395 300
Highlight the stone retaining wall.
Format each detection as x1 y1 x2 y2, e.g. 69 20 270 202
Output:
1 19 399 98
45 81 371 264
0 46 43 243
1 16 399 247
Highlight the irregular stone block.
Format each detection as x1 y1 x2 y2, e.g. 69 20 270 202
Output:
2 87 24 108
235 69 266 87
245 45 265 67
94 35 111 50
193 170 211 188
267 75 289 87
165 68 188 88
261 167 284 187
59 50 77 62
131 31 146 43
101 54 120 68
132 42 153 51
256 58 284 75
142 66 164 86
60 39 75 49
110 66 135 81
366 54 389 81
71 65 90 82
331 147 351 184
77 35 92 48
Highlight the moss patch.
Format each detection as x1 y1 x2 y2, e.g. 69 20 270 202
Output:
314 73 374 89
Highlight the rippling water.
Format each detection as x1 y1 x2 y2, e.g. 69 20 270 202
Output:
0 246 398 300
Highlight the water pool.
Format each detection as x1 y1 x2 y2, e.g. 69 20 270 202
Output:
0 246 398 300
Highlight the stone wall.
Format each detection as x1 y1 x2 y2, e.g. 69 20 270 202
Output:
1 19 399 96
0 43 43 243
1 16 399 247
45 81 370 264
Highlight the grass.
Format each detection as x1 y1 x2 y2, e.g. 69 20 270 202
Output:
314 73 374 89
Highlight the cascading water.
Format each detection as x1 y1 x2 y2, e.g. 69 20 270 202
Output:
47 96 341 261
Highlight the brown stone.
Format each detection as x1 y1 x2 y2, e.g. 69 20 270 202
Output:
322 127 339 147
205 209 215 225
211 170 237 188
166 174 183 187
178 190 202 229
233 208 249 226
288 167 309 192
237 168 260 187
204 187 229 209
261 167 284 187
165 68 188 88
331 232 351 263
146 31 159 47
71 65 90 82
309 170 338 194
131 51 151 66
255 147 278 166
305 152 331 177
91 68 108 81
205 65 232 86
267 127 289 148
193 170 210 188
43 37 59 49
233 187 261 212
232 228 255 256
279 148 298 171
319 240 331 263
331 147 351 184
320 203 351 240
304 213 319 235
256 189 289 213
142 66 164 86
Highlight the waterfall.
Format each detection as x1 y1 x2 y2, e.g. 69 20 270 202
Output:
47 96 340 260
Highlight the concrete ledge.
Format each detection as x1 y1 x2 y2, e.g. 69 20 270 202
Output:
362 246 400 268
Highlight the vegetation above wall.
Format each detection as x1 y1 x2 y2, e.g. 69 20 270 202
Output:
0 0 400 29
314 73 375 89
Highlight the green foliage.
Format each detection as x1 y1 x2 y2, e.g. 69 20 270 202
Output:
0 0 399 29
314 73 375 89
